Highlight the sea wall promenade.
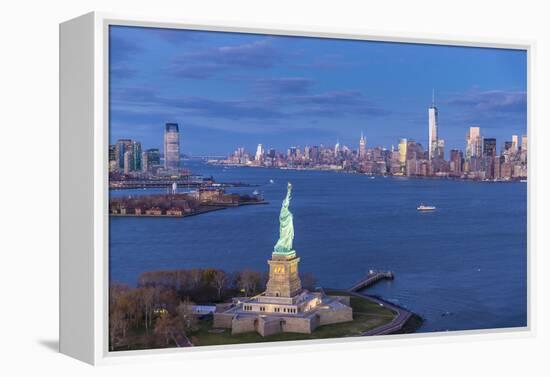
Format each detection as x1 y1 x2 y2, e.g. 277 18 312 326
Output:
347 271 421 336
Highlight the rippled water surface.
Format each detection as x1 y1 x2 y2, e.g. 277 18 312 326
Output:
110 161 527 333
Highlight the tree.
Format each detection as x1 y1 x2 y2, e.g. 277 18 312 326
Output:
153 313 178 346
153 298 197 347
238 269 262 296
137 286 155 331
109 307 128 350
109 284 131 350
176 297 198 333
189 268 203 290
210 270 228 300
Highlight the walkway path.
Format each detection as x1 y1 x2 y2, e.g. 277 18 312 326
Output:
347 271 416 336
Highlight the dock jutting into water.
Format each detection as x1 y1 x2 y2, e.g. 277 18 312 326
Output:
346 270 419 336
348 270 394 293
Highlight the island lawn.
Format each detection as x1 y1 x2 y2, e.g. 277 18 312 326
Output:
189 292 396 346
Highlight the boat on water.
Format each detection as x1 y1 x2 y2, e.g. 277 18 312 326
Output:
269 179 274 184
520 179 527 183
417 204 436 211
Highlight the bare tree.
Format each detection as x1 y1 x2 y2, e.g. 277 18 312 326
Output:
109 308 128 350
137 286 155 331
177 297 198 333
210 270 228 300
189 268 203 290
153 298 197 347
239 269 262 296
153 313 178 346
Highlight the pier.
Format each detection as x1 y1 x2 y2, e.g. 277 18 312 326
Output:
348 270 394 293
345 270 420 336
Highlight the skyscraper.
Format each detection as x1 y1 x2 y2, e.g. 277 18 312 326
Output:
131 140 142 171
511 135 519 153
359 132 366 159
435 139 445 160
483 138 497 157
142 148 160 172
466 126 482 160
428 90 438 161
115 139 133 170
398 138 407 174
255 144 264 161
521 135 527 152
108 145 117 172
123 150 132 174
164 123 180 170
450 149 463 174
109 145 116 163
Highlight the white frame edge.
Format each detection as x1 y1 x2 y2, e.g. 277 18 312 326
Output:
59 11 536 365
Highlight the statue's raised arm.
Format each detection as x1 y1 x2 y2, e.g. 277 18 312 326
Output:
282 182 292 209
273 182 295 256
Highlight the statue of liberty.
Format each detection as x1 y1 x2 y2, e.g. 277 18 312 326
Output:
273 182 295 255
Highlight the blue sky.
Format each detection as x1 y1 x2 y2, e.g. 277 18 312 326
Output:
109 25 527 156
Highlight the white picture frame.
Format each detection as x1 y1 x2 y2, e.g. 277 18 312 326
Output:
59 11 535 365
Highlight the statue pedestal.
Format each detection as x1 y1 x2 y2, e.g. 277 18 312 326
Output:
265 252 302 298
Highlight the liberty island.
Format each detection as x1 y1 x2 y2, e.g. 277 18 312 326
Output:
213 183 354 336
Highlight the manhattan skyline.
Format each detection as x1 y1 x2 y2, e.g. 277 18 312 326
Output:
109 25 527 155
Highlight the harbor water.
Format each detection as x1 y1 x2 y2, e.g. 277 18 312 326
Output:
110 161 527 333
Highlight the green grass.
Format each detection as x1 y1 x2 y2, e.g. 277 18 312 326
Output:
189 293 396 347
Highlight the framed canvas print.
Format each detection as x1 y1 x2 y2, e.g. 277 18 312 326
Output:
60 12 533 365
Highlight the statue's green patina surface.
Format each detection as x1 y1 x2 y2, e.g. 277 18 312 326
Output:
273 182 295 255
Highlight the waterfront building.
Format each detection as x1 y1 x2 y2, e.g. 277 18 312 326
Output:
428 91 438 161
115 139 133 170
398 138 407 174
109 145 116 163
466 127 482 160
520 135 528 163
255 143 264 161
503 141 513 153
123 150 132 174
434 139 445 160
500 162 513 179
288 146 297 159
450 149 463 175
483 138 497 179
141 151 149 172
304 145 311 160
109 145 117 172
483 138 497 157
214 184 353 336
131 140 142 171
164 123 180 170
511 134 519 153
494 157 501 179
146 148 160 167
359 132 367 159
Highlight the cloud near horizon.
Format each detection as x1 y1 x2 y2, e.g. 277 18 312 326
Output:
169 39 282 79
446 89 526 114
111 86 391 122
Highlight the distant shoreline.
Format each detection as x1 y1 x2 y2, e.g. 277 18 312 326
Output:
207 162 527 184
109 201 268 218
